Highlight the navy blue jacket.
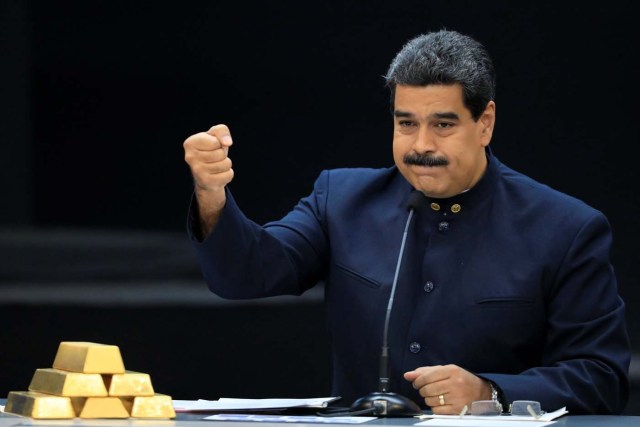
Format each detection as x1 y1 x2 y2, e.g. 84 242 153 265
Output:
189 154 630 414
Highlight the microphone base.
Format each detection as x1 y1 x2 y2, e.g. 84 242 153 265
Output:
350 391 422 417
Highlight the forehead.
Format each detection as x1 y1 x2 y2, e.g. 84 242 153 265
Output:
394 84 468 117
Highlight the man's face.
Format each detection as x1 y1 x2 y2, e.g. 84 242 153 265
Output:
392 84 495 198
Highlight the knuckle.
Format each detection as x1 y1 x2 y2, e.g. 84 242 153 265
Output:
182 135 194 147
453 376 465 387
183 132 202 145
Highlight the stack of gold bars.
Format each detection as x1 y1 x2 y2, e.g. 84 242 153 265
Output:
4 341 176 419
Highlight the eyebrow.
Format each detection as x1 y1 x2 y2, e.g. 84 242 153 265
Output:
394 110 460 120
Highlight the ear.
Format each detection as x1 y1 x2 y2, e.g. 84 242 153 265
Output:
479 101 496 147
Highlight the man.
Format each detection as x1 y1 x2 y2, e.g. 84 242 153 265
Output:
183 30 630 415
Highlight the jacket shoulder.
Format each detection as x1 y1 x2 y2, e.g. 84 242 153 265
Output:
497 160 605 221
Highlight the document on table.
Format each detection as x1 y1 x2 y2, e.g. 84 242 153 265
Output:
205 414 377 424
173 397 341 412
417 421 555 427
415 407 568 426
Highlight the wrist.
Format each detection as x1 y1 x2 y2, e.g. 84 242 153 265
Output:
193 188 227 238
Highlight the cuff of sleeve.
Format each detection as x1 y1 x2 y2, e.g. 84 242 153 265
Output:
186 188 238 243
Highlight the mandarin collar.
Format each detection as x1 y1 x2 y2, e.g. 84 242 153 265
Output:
419 152 499 218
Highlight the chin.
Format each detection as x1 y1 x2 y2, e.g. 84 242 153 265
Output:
418 185 459 199
400 170 448 198
413 182 445 199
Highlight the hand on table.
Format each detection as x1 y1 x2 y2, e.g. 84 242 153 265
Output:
404 364 492 415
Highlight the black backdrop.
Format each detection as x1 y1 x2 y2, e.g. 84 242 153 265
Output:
19 2 640 230
1 0 639 414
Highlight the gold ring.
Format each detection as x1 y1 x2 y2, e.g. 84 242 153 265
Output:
439 394 445 405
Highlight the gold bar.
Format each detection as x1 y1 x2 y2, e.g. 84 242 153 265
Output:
71 397 130 419
29 368 108 397
105 371 154 396
52 342 125 374
4 391 75 419
121 394 176 419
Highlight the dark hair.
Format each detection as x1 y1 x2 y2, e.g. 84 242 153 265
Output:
384 30 496 121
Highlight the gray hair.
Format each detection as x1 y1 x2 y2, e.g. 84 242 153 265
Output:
384 30 496 120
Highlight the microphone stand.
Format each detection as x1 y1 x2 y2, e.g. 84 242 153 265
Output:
349 193 423 417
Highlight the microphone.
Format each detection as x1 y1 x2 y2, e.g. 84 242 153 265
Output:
348 191 424 417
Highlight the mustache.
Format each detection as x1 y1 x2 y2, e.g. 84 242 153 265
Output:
403 153 449 167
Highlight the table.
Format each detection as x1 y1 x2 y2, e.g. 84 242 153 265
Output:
1 410 639 426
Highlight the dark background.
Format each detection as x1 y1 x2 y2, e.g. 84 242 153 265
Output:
1 0 639 415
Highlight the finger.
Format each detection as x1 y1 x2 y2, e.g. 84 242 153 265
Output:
191 148 229 164
184 137 230 171
191 157 232 177
202 157 233 174
415 377 448 398
424 392 449 407
183 132 225 152
403 371 419 382
207 124 233 147
408 366 450 390
192 167 235 192
409 381 446 397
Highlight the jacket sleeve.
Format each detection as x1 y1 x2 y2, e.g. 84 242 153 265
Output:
480 213 631 414
186 173 330 299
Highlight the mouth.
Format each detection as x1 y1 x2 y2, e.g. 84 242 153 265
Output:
408 164 445 176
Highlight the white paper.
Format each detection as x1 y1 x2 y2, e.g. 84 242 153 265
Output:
205 414 376 424
173 397 341 412
416 420 556 427
415 407 568 426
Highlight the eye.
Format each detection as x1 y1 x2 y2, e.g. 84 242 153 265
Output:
398 120 416 127
436 122 454 129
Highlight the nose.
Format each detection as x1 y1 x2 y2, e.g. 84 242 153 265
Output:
413 127 436 152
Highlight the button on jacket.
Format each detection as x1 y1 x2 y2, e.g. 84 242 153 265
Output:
188 153 630 414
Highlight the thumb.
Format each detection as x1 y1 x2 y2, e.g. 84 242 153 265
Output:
206 124 234 150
